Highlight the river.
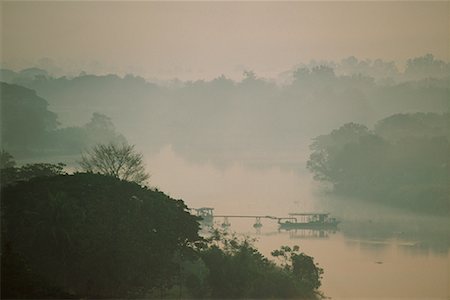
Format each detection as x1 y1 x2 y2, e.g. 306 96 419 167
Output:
147 145 450 299
218 218 449 299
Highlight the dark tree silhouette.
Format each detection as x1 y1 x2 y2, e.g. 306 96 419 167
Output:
79 142 149 185
307 113 450 215
0 150 15 169
1 173 201 298
0 151 66 187
193 230 323 299
0 82 58 151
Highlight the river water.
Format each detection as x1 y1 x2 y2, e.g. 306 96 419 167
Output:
147 146 450 299
218 218 449 299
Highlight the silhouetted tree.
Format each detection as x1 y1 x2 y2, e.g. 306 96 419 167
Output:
195 229 323 299
307 122 372 183
16 163 66 181
0 82 58 151
1 173 201 298
0 150 16 169
272 245 323 291
79 142 149 185
307 113 450 215
0 151 66 187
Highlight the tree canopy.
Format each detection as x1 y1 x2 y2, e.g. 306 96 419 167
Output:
0 150 16 169
3 53 448 167
307 113 450 215
0 82 58 151
1 173 201 298
79 142 149 185
187 230 323 299
0 151 66 187
1 82 125 158
1 171 324 299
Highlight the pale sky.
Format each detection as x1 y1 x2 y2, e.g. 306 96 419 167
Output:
1 1 449 80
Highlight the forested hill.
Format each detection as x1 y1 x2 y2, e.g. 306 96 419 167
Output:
1 54 449 166
0 82 125 158
1 172 324 299
307 112 450 216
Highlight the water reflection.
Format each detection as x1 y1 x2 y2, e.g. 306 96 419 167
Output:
345 239 390 255
196 205 450 256
198 218 449 299
285 228 335 239
254 224 449 299
150 147 449 299
340 218 450 255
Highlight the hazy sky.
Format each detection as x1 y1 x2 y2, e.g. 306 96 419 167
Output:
1 1 449 79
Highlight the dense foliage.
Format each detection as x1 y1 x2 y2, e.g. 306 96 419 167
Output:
0 82 124 157
1 168 324 298
0 82 58 151
1 173 201 298
2 54 448 166
180 230 323 299
0 150 67 187
307 113 450 215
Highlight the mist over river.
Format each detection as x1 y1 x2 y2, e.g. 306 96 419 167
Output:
148 146 450 299
2 2 449 298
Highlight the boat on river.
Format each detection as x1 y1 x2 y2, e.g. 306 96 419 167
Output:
278 212 339 230
194 207 214 225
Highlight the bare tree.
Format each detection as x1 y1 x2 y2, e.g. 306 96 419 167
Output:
79 143 149 185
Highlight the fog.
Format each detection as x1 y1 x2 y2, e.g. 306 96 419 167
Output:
1 1 449 298
1 53 449 217
2 2 449 80
146 145 317 215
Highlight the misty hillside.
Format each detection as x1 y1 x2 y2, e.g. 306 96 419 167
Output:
307 113 449 215
0 82 125 158
3 79 447 216
1 54 448 166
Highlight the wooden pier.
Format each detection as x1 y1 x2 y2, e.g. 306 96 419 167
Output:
193 207 339 230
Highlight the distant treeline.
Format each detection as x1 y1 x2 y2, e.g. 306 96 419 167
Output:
307 112 450 215
1 54 449 165
1 82 125 158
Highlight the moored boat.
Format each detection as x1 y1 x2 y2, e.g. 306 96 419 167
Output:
278 212 339 230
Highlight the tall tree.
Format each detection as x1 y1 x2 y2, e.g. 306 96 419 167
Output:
79 142 149 185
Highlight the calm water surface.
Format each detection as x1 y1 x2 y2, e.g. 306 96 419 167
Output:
148 146 449 299
222 219 449 299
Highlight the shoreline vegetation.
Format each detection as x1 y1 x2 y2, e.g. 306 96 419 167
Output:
1 169 324 299
307 113 449 216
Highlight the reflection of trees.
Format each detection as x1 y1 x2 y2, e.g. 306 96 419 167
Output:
340 217 450 254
